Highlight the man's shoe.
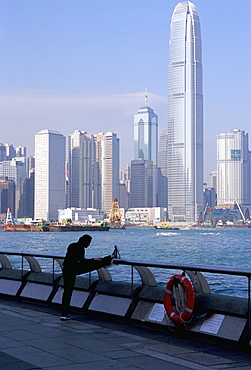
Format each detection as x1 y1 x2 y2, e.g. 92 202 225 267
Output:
111 245 121 259
60 315 70 321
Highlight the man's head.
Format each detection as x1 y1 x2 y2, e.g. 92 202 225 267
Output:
78 234 92 248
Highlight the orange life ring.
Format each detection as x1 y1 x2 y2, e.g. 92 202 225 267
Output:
164 274 195 324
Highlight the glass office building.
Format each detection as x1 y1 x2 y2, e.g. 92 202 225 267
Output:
167 1 203 222
134 105 158 166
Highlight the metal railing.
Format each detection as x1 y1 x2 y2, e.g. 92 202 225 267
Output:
1 250 251 341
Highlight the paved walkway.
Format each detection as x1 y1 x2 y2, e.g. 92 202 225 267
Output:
0 299 251 370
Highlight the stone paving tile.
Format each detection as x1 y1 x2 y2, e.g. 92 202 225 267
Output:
120 353 189 370
7 349 74 368
132 347 209 370
103 349 144 360
63 337 120 353
0 350 42 370
111 330 153 340
46 347 109 364
16 323 67 338
0 336 27 349
176 351 236 366
46 359 137 370
211 364 251 369
143 342 197 355
21 337 80 352
1 329 43 341
0 322 18 332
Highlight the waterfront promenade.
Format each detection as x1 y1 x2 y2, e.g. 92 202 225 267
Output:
0 299 251 370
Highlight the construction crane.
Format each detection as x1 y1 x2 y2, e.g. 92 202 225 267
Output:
109 198 124 228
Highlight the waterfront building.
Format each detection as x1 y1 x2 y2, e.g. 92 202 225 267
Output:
203 187 216 208
23 169 34 219
167 1 203 222
130 159 154 208
58 207 105 223
125 207 165 224
158 129 168 208
0 177 15 215
94 132 120 215
35 129 66 221
0 158 26 217
217 129 250 207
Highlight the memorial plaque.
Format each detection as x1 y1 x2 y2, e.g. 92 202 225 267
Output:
200 314 225 334
148 303 166 322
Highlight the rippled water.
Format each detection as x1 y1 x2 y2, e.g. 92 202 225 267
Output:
1 227 251 297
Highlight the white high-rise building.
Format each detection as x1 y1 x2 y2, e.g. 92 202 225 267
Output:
35 129 66 221
217 129 250 207
94 132 120 214
167 1 203 222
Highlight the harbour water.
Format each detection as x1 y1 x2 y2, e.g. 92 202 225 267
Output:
1 227 251 298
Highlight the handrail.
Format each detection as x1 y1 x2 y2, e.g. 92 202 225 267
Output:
114 259 251 277
0 250 251 342
1 251 251 278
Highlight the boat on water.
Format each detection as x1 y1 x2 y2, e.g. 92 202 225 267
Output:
4 223 110 232
3 208 109 232
154 218 179 230
4 223 49 232
47 223 110 232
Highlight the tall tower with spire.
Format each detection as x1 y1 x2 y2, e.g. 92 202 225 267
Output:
131 94 158 207
134 93 158 166
167 1 203 223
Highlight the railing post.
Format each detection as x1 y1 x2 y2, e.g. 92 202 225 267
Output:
52 258 55 284
21 254 24 280
131 264 134 308
248 276 251 343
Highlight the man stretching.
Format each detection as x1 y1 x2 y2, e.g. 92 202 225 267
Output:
61 234 120 320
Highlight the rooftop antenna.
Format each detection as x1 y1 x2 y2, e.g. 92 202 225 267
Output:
144 88 148 107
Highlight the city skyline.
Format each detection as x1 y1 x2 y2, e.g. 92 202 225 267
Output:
0 0 250 184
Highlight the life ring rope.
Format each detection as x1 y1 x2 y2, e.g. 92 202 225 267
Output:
164 274 195 324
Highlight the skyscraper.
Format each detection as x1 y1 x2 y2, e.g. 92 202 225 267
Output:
35 129 66 221
133 98 158 207
0 158 26 217
68 130 94 209
134 99 158 166
167 1 203 222
94 132 120 214
217 129 250 207
130 159 154 208
158 129 168 207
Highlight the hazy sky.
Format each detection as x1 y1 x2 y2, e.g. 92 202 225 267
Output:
0 0 250 183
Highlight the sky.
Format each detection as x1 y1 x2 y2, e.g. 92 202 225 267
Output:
0 0 250 183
